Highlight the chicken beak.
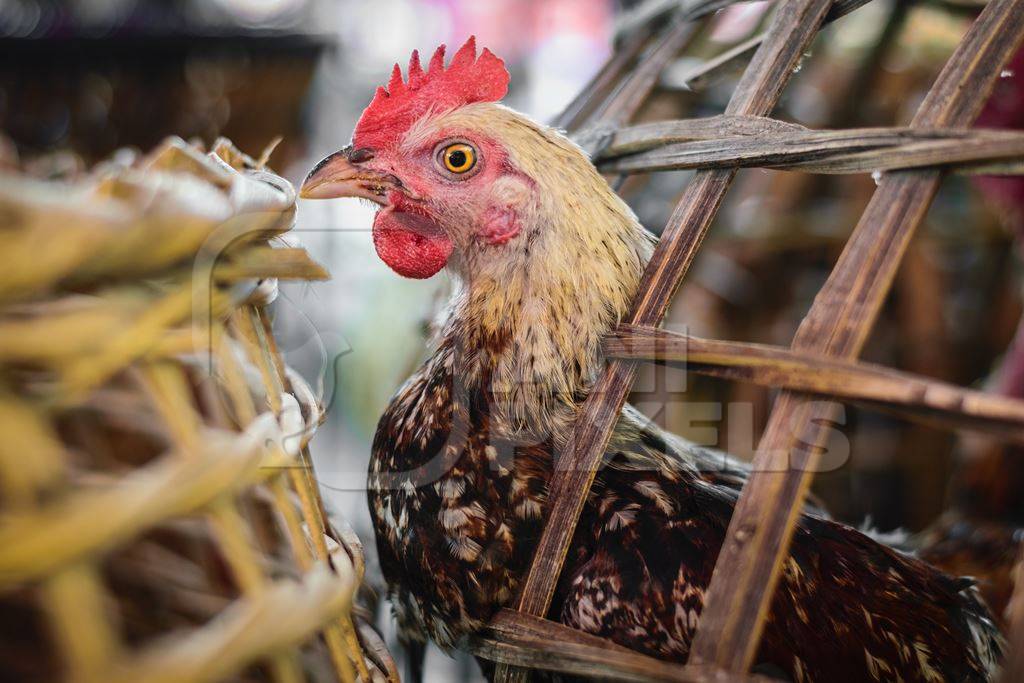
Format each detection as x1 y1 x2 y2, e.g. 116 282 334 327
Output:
300 145 396 203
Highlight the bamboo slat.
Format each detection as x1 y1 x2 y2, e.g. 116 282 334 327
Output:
494 4 836 682
605 325 1024 439
689 0 1024 672
596 122 1024 175
554 24 654 132
661 0 875 94
473 610 768 683
100 563 355 683
486 0 1024 680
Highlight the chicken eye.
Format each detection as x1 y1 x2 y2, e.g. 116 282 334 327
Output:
441 143 476 174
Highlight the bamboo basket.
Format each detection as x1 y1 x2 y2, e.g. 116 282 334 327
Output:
0 138 397 683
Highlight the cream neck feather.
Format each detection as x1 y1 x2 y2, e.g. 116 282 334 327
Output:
429 105 654 442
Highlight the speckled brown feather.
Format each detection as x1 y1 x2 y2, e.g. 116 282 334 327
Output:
370 346 1002 681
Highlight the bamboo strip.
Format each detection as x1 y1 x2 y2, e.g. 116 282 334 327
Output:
555 23 655 132
209 501 305 683
672 0 876 92
213 247 330 282
0 139 294 305
605 325 1024 439
496 4 837 682
42 563 122 682
477 610 766 682
0 416 279 584
597 123 1024 175
0 395 65 507
217 323 358 683
588 21 698 134
98 562 354 683
689 0 1024 672
233 305 371 682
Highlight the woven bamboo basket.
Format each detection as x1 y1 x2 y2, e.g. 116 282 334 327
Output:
0 138 397 683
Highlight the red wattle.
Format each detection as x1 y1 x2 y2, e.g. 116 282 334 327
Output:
372 211 453 279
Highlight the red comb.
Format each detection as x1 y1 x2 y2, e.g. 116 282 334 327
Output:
352 36 510 150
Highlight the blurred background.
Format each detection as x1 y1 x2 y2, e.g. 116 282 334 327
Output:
3 0 1023 680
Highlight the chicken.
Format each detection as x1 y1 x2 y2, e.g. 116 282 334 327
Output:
301 38 1004 682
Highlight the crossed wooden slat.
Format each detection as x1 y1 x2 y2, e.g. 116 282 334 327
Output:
485 1 1024 681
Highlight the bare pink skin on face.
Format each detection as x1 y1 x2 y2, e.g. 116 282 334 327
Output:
366 129 524 276
343 37 525 279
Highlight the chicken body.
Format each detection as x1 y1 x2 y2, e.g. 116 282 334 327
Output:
369 337 1001 682
303 39 1003 682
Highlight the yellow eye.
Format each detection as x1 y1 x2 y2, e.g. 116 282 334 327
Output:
441 143 476 174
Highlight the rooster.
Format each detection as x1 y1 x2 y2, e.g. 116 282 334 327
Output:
302 38 1003 682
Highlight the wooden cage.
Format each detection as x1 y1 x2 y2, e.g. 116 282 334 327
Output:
461 1 1024 682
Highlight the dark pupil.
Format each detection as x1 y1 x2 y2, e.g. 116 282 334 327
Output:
448 150 468 169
